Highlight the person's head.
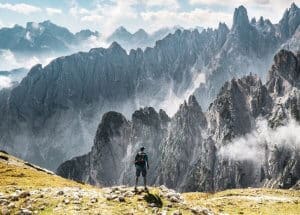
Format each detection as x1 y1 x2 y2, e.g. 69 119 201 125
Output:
140 146 145 152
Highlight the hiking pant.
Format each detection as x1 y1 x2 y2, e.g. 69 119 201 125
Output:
136 165 147 177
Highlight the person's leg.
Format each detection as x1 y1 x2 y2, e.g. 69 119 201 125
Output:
142 167 147 190
143 176 147 188
135 166 141 189
135 176 139 188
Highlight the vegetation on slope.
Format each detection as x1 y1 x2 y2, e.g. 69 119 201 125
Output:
0 151 299 215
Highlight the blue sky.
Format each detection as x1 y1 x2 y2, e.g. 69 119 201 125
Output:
0 0 297 35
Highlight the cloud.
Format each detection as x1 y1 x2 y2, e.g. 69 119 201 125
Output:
46 7 62 16
0 49 53 71
142 0 180 10
0 76 12 89
189 0 270 6
64 0 297 36
141 8 232 30
189 0 296 24
81 14 103 22
219 119 300 162
0 3 41 15
68 0 232 35
70 0 138 36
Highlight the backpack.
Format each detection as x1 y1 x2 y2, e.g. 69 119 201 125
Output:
135 152 146 165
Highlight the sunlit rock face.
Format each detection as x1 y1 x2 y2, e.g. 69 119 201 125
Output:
1 4 300 171
58 50 300 192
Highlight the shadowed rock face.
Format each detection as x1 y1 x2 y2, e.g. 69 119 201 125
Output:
58 50 300 192
1 4 300 170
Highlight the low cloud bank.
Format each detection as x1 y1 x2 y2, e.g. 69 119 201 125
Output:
219 119 300 161
0 49 54 71
0 76 12 89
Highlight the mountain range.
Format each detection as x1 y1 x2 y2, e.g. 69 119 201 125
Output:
58 49 300 192
0 3 299 179
0 21 191 83
0 20 99 55
107 26 203 50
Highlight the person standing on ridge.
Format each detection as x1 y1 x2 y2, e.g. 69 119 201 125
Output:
134 146 149 191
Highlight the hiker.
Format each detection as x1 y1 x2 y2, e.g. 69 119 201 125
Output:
134 146 149 190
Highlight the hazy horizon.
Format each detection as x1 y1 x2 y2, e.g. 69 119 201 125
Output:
0 0 297 36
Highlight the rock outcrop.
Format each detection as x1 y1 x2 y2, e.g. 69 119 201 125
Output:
58 50 300 192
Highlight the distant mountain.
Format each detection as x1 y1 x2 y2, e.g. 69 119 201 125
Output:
106 26 200 50
58 49 300 192
0 20 99 55
0 4 299 172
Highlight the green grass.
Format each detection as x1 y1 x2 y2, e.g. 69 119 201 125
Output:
1 151 299 215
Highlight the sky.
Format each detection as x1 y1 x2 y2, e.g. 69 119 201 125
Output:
0 0 297 35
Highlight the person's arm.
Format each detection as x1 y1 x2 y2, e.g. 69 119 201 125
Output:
134 154 138 165
146 154 149 169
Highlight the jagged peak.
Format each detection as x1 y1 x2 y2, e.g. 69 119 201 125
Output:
216 74 262 100
108 41 125 51
251 17 256 24
23 64 43 81
132 107 162 126
178 95 203 113
114 26 131 34
97 111 128 133
258 16 264 25
94 111 129 145
28 64 42 74
116 26 127 31
174 29 182 35
101 111 128 127
159 109 171 122
188 95 200 107
282 2 299 19
175 95 207 127
233 5 250 28
133 107 158 118
39 20 63 29
218 22 229 32
290 2 299 11
134 28 147 35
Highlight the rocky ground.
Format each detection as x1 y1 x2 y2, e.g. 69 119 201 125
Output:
1 151 299 215
0 185 215 215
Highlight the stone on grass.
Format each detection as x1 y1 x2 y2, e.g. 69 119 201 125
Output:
172 210 182 215
19 191 30 198
90 197 98 203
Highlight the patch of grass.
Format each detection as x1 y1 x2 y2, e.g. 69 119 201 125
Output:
1 152 299 215
183 188 300 215
0 153 88 188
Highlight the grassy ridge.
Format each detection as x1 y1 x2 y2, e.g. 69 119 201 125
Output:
0 151 299 215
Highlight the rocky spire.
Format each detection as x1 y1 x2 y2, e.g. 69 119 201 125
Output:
279 3 300 40
232 6 250 29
